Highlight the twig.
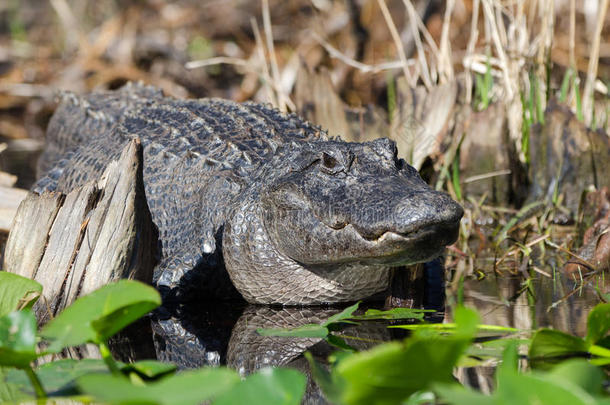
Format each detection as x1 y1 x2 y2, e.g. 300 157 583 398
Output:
438 0 455 82
402 0 432 89
376 0 415 87
464 0 480 104
185 55 296 111
544 239 597 270
185 56 249 69
582 0 608 124
536 0 553 99
251 17 278 108
462 53 505 77
49 0 84 53
262 0 287 112
481 0 514 100
532 266 551 278
569 0 576 71
313 33 414 73
0 83 57 99
463 169 511 184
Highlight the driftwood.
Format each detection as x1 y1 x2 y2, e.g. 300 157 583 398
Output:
3 139 159 323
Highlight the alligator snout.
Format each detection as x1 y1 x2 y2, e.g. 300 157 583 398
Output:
349 189 463 242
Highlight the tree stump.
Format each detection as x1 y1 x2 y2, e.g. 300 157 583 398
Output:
3 139 159 323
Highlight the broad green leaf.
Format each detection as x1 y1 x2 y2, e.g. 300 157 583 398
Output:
0 310 39 368
335 338 466 404
122 360 176 379
588 344 610 358
403 391 437 405
0 272 42 317
257 324 329 338
326 306 478 404
453 306 480 338
438 349 605 405
323 301 361 326
586 303 610 345
0 366 33 403
549 359 604 396
438 372 602 405
213 368 306 405
529 329 588 369
434 383 491 405
6 359 109 396
497 372 598 405
78 367 239 405
41 280 161 351
495 340 519 389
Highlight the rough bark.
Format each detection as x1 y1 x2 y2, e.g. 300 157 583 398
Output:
3 139 159 323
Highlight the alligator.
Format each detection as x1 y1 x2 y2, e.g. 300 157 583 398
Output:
34 82 463 305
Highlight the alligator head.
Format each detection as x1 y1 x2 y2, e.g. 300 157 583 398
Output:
223 137 463 305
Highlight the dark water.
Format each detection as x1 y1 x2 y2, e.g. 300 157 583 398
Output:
108 263 604 368
461 271 603 337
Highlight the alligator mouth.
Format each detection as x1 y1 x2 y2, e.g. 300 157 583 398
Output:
353 221 459 246
315 218 461 267
325 216 460 245
358 221 458 244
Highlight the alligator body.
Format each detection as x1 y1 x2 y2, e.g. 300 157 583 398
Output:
35 83 463 305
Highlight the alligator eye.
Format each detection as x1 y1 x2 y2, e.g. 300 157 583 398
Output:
320 152 343 174
323 152 337 168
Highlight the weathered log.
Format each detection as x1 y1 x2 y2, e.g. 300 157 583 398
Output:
3 139 159 323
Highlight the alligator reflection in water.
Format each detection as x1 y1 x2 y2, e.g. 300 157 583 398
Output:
141 259 447 369
148 304 399 371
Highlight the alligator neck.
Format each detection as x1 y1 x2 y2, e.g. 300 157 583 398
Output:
222 193 392 305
